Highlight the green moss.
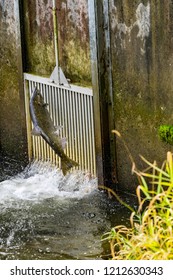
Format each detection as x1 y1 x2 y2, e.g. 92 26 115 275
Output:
24 37 91 86
63 40 91 86
0 64 18 94
25 38 55 76
158 125 173 145
0 43 18 93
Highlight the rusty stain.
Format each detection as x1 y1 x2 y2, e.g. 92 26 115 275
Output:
25 0 53 41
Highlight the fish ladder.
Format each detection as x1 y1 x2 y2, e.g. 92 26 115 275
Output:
24 73 96 176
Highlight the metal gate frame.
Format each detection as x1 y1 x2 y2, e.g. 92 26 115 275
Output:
24 73 96 176
15 0 118 186
88 0 117 186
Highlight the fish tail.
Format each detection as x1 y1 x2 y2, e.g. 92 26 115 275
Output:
61 158 79 176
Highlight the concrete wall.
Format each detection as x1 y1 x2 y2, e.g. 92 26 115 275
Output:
0 1 28 165
110 0 173 189
23 0 91 86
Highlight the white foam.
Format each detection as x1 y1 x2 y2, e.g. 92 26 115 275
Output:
0 162 97 205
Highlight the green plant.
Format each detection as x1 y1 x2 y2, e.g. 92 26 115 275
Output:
158 125 173 145
102 130 173 260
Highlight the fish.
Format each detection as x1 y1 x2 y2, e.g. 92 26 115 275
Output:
29 87 79 175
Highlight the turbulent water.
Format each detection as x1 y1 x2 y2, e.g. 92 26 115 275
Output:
0 162 131 260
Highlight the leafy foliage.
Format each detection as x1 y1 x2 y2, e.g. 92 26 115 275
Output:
159 125 173 145
102 131 173 260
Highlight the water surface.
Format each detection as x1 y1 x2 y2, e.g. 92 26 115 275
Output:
0 162 132 260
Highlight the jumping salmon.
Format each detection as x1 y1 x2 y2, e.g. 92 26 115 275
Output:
29 87 79 175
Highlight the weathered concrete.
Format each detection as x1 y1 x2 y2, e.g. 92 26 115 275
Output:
23 0 91 85
110 0 173 190
0 0 28 167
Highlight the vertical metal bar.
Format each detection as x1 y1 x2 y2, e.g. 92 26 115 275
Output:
29 81 36 160
41 83 48 161
71 91 78 163
55 86 60 166
79 93 84 170
88 0 117 186
86 95 91 172
33 81 38 160
69 91 75 161
43 84 48 161
65 89 71 158
37 83 45 160
45 84 51 161
103 0 117 185
74 91 81 167
88 0 104 184
83 94 87 170
86 95 93 173
54 86 59 166
57 87 62 129
37 82 42 160
51 86 56 164
39 83 44 161
58 86 62 167
14 0 28 162
81 94 87 170
52 86 56 126
71 91 75 163
62 89 69 155
52 0 60 82
24 80 32 160
68 90 72 160
90 96 96 176
47 84 53 162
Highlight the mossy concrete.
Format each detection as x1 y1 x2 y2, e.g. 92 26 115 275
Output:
110 0 173 190
0 1 28 166
23 0 91 85
23 0 55 76
64 40 91 86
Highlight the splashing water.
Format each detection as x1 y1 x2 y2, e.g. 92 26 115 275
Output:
0 161 97 205
0 161 131 260
0 162 111 260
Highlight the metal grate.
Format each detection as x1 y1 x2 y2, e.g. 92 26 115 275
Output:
24 73 96 176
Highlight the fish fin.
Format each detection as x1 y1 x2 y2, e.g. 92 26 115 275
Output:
60 137 67 150
37 95 42 105
31 127 41 136
61 158 79 176
42 103 49 107
54 126 63 136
